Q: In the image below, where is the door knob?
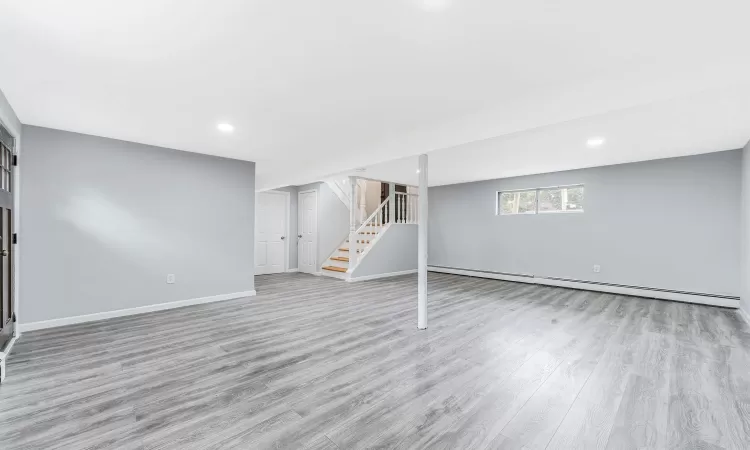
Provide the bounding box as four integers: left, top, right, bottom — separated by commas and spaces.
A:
298, 234, 302, 238
281, 236, 285, 240
1, 249, 7, 257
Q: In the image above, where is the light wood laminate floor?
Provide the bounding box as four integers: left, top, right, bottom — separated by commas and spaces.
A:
2, 273, 750, 449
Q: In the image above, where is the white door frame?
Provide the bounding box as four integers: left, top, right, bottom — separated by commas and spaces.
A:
297, 189, 319, 274
255, 189, 290, 274
0, 105, 21, 370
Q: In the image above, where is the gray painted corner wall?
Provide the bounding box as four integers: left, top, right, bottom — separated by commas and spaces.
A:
352, 224, 417, 278
297, 182, 349, 270
742, 142, 750, 315
20, 126, 256, 324
272, 186, 299, 269
429, 150, 741, 297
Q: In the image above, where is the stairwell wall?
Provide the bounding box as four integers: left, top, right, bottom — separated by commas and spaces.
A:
351, 225, 417, 279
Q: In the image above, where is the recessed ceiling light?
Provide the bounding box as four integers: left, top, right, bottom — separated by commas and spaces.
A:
217, 123, 234, 133
416, 169, 421, 174
587, 137, 605, 148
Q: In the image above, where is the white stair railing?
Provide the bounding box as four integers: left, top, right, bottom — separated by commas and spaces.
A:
349, 196, 390, 267
394, 192, 419, 224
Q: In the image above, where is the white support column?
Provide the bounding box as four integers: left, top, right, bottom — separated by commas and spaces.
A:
741, 140, 750, 322
349, 176, 358, 266
418, 154, 428, 329
389, 182, 395, 223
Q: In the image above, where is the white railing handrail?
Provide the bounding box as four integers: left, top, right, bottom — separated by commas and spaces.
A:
347, 190, 418, 271
354, 197, 390, 235
393, 191, 418, 224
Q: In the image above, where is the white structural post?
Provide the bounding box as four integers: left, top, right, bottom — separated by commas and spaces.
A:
418, 154, 428, 329
389, 182, 395, 223
349, 176, 358, 266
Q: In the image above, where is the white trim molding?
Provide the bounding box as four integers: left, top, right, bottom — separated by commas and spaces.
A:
286, 268, 299, 273
428, 266, 739, 309
349, 269, 417, 282
18, 290, 257, 332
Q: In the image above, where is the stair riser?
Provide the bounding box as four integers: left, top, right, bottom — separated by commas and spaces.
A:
326, 261, 348, 269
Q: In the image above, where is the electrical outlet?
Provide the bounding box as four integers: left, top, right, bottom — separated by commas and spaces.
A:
592, 265, 601, 273
166, 274, 176, 284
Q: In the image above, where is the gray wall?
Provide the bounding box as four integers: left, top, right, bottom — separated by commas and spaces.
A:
20, 126, 256, 323
429, 151, 741, 297
352, 224, 417, 278
297, 182, 349, 270
742, 142, 750, 314
271, 185, 298, 269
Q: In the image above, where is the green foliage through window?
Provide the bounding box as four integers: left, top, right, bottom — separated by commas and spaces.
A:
498, 185, 584, 215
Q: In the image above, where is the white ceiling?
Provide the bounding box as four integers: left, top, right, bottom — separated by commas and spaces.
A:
1, 1, 749, 190
347, 85, 750, 186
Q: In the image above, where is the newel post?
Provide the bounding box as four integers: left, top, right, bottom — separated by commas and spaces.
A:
349, 176, 358, 267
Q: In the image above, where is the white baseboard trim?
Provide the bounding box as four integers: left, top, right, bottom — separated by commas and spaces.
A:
428, 266, 739, 309
430, 266, 534, 285
349, 269, 417, 282
18, 290, 257, 332
286, 268, 299, 273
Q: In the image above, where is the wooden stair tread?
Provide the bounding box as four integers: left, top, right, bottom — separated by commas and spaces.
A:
322, 265, 347, 273
330, 256, 349, 262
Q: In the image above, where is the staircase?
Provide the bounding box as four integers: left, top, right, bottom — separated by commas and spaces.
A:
321, 190, 418, 279
321, 224, 382, 277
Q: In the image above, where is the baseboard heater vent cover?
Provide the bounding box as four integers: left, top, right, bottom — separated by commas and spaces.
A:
427, 265, 739, 308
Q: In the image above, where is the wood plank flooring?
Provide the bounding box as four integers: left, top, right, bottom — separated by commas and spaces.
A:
1, 272, 750, 449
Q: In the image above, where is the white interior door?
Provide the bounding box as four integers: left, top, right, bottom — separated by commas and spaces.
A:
298, 190, 318, 274
255, 191, 288, 275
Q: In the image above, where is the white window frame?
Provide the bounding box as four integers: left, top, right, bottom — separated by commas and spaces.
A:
496, 184, 584, 215
496, 188, 538, 216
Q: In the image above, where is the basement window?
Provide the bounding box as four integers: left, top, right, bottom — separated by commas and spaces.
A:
0, 124, 14, 193
497, 185, 584, 215
498, 189, 537, 215
538, 185, 584, 213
